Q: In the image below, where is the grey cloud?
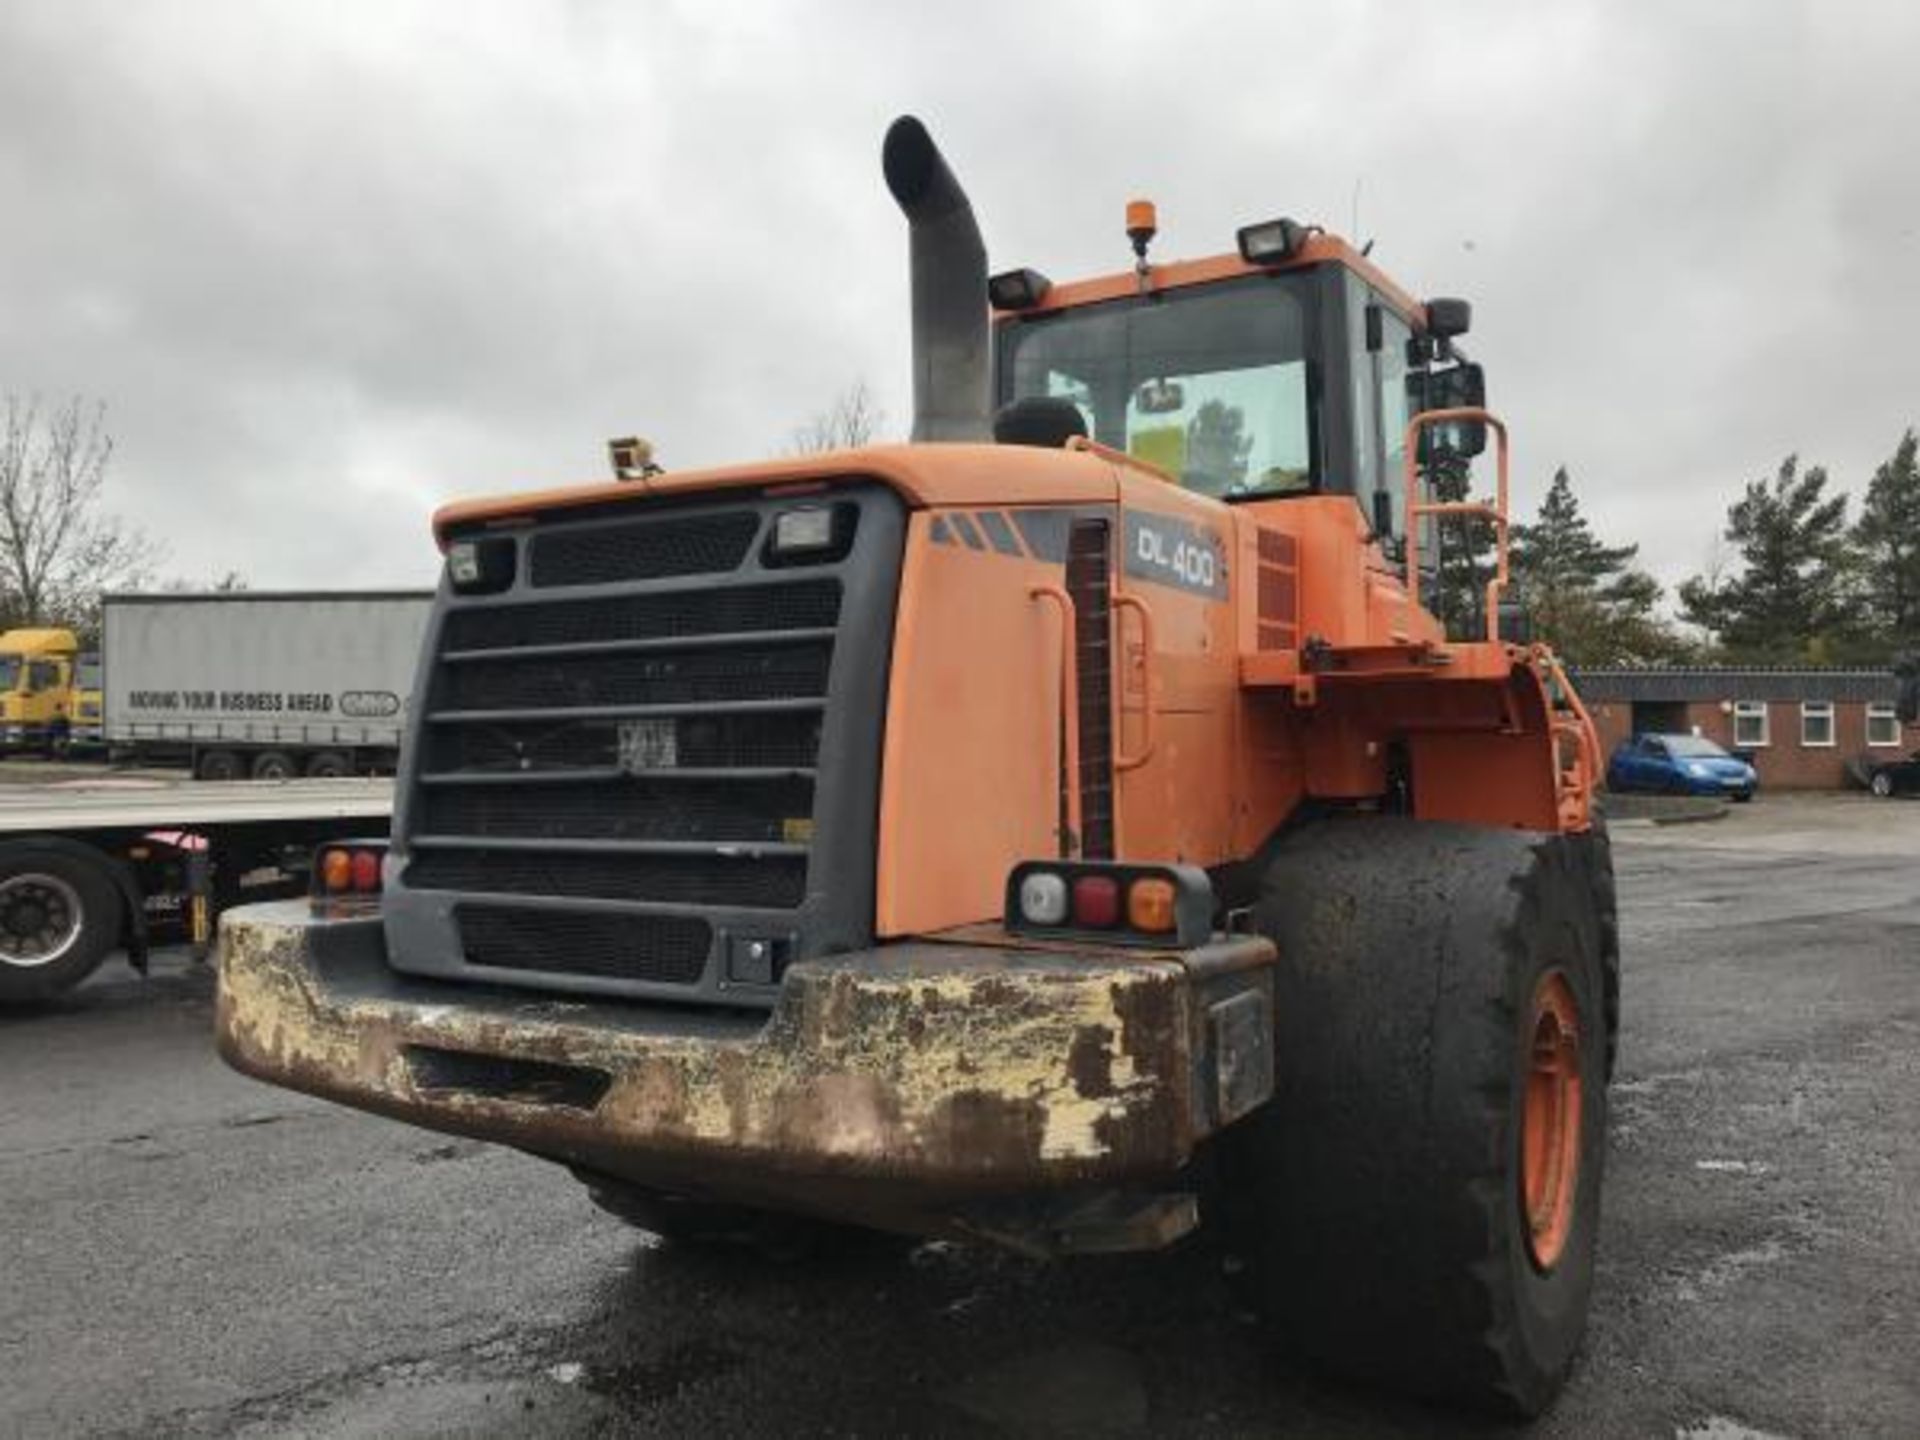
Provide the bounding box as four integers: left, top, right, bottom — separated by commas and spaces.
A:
2, 0, 1916, 596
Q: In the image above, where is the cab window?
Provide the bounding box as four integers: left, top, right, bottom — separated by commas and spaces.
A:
1345, 272, 1415, 537
1000, 274, 1319, 500
27, 661, 61, 692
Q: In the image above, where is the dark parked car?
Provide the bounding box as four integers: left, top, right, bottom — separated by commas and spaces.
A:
1607, 733, 1758, 800
1860, 750, 1920, 798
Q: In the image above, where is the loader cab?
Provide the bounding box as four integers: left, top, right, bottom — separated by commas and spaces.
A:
990, 240, 1479, 547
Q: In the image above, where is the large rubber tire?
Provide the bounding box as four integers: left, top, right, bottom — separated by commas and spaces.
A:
572, 1169, 892, 1261
1585, 811, 1621, 1080
1220, 817, 1610, 1417
0, 848, 124, 1003
305, 750, 352, 778
1870, 771, 1893, 798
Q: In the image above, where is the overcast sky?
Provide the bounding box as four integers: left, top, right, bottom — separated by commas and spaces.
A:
2, 1, 1916, 597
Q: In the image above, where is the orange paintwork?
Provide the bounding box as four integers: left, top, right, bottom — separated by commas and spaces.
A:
995, 233, 1427, 328
875, 511, 1092, 936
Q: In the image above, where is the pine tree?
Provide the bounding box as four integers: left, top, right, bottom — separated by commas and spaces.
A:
1425, 454, 1496, 639
1510, 468, 1684, 664
1678, 454, 1854, 662
1853, 429, 1920, 656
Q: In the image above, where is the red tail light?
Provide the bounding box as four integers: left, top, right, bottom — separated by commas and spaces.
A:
311, 839, 389, 911
1070, 874, 1120, 928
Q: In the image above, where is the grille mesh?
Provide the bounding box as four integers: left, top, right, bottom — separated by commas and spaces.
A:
408, 850, 806, 909
530, 510, 759, 587
420, 777, 815, 844
443, 581, 840, 653
437, 642, 832, 714
427, 713, 822, 774
457, 907, 711, 984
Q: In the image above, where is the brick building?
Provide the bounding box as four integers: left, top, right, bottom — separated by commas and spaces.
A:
1572, 666, 1918, 790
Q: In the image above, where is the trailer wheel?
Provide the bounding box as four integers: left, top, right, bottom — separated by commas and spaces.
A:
251, 751, 298, 781
572, 1170, 892, 1261
0, 848, 124, 1003
1219, 818, 1608, 1417
197, 749, 243, 782
305, 751, 352, 778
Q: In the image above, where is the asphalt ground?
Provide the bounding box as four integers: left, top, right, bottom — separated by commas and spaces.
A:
2, 794, 1916, 1438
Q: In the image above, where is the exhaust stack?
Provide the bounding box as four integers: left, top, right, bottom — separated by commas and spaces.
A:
883, 116, 991, 443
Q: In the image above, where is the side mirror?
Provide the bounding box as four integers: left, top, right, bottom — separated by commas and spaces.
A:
1406, 361, 1487, 461
1426, 297, 1472, 340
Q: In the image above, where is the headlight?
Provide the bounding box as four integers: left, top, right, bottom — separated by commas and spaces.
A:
1686, 763, 1710, 778
446, 535, 516, 594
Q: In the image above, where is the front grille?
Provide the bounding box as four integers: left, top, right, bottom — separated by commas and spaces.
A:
388, 486, 904, 1007
530, 510, 759, 587
458, 907, 712, 984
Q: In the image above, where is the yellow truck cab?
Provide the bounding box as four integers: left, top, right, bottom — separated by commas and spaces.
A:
0, 628, 80, 752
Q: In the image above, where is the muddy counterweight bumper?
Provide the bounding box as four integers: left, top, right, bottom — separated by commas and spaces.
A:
216, 902, 1275, 1238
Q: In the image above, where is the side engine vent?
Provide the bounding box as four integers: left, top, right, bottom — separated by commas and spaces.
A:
1066, 520, 1115, 859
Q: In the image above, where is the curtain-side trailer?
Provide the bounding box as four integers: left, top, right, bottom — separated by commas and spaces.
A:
102, 592, 432, 780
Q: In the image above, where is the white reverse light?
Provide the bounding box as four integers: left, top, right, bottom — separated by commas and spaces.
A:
1018, 871, 1070, 926
447, 541, 481, 586
772, 507, 836, 556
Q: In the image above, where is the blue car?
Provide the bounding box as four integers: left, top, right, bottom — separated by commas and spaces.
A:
1607, 733, 1758, 801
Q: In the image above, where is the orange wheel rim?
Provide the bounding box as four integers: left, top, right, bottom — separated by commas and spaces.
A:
1522, 971, 1583, 1270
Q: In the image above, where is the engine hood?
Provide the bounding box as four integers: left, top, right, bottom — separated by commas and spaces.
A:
433, 443, 1125, 547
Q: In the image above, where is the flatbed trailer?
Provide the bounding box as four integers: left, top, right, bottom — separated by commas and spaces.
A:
0, 777, 391, 1003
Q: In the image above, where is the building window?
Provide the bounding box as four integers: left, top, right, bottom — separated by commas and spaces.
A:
1867, 703, 1901, 747
1733, 700, 1769, 748
1800, 701, 1835, 748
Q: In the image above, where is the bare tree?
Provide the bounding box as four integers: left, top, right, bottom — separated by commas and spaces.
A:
790, 380, 885, 453
0, 397, 160, 627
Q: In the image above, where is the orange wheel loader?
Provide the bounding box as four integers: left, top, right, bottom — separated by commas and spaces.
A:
216, 116, 1616, 1416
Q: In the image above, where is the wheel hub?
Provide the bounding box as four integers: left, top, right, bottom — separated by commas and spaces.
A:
0, 873, 83, 969
1521, 970, 1583, 1270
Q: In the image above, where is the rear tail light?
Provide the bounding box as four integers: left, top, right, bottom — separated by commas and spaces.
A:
1070, 874, 1120, 928
311, 839, 389, 911
1006, 861, 1212, 948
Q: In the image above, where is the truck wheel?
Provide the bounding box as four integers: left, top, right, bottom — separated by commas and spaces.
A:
251, 751, 297, 781
1220, 818, 1608, 1417
197, 749, 243, 782
0, 849, 123, 1003
572, 1170, 890, 1261
305, 751, 352, 778
1870, 770, 1893, 798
